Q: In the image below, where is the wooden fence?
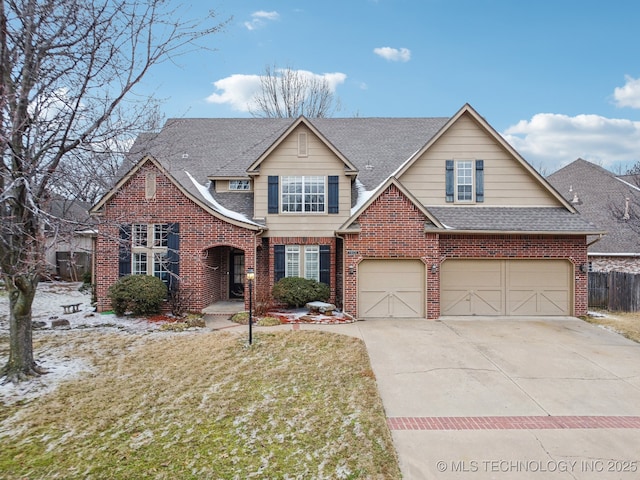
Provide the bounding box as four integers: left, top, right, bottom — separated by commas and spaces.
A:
588, 271, 640, 311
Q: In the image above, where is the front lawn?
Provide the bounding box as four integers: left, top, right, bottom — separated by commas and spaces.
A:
0, 329, 400, 479
584, 310, 640, 343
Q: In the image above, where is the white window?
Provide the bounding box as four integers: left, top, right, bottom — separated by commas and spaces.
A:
154, 224, 168, 247
285, 246, 300, 277
229, 180, 251, 191
281, 176, 325, 213
131, 224, 170, 283
304, 246, 319, 281
456, 161, 473, 202
132, 224, 148, 247
132, 252, 148, 275
284, 245, 319, 281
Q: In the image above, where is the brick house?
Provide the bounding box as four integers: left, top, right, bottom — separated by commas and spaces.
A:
548, 158, 640, 273
90, 104, 601, 318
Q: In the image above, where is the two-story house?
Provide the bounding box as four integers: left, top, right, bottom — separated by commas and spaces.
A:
90, 104, 601, 319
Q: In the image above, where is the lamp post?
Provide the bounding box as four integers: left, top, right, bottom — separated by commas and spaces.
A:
247, 267, 255, 345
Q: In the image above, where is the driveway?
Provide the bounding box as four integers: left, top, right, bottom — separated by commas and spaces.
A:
356, 317, 640, 479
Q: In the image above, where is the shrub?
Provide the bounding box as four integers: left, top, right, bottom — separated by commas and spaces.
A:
108, 275, 168, 316
272, 277, 330, 308
257, 316, 281, 326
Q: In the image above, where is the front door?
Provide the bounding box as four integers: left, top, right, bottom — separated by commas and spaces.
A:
229, 251, 245, 298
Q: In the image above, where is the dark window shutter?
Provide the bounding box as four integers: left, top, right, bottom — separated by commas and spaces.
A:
328, 176, 339, 214
274, 245, 285, 282
166, 223, 180, 291
445, 160, 454, 203
268, 176, 279, 214
118, 224, 131, 277
475, 160, 484, 202
319, 245, 330, 285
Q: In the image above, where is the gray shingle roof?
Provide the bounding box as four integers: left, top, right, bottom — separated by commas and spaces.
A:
120, 116, 594, 235
428, 206, 599, 233
126, 117, 449, 189
547, 158, 640, 253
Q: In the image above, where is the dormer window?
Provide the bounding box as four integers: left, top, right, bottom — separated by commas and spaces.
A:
229, 179, 251, 191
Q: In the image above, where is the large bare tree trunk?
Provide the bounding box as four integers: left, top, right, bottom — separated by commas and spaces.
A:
3, 276, 46, 382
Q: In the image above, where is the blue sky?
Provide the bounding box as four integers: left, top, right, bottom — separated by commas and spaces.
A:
145, 0, 640, 174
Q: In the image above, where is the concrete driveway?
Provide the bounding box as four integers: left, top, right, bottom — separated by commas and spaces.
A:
357, 317, 640, 479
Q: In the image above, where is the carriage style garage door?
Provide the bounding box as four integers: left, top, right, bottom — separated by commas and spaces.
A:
358, 259, 425, 318
440, 259, 573, 316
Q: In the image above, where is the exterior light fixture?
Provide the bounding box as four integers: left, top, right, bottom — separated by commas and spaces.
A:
348, 265, 355, 275
247, 267, 255, 345
431, 264, 438, 274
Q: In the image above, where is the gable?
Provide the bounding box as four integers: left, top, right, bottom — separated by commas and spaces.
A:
338, 177, 443, 233
257, 124, 352, 175
247, 116, 357, 175
396, 107, 569, 208
91, 156, 262, 230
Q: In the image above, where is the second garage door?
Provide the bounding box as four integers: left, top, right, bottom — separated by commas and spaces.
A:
358, 259, 425, 318
441, 259, 572, 316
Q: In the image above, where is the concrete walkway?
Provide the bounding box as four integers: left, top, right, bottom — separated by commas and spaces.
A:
205, 315, 640, 479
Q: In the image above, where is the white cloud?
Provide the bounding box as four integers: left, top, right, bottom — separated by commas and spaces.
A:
614, 75, 640, 109
373, 47, 411, 62
205, 74, 263, 112
244, 10, 279, 30
503, 113, 640, 173
205, 70, 347, 112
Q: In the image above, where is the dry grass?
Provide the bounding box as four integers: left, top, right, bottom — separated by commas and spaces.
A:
583, 310, 640, 343
0, 328, 400, 479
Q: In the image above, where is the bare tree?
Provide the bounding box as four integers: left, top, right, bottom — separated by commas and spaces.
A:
250, 64, 341, 118
0, 0, 226, 383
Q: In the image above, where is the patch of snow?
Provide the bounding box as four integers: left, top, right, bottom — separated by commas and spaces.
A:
0, 281, 161, 406
184, 171, 261, 226
351, 179, 375, 215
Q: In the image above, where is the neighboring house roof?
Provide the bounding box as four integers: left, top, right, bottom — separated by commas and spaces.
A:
547, 158, 640, 254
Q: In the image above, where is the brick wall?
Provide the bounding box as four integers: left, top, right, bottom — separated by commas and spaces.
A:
343, 184, 440, 318
94, 161, 257, 312
440, 234, 589, 316
266, 236, 338, 305
342, 184, 589, 318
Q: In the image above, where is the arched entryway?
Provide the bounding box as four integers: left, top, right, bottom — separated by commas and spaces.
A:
202, 245, 246, 308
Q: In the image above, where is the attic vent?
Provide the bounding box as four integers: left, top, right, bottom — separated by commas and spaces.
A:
297, 132, 308, 157
572, 192, 580, 204
182, 153, 189, 159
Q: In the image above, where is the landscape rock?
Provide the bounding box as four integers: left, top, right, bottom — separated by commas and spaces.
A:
51, 319, 71, 329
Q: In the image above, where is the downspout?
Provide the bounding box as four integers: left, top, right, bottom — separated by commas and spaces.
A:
335, 231, 346, 312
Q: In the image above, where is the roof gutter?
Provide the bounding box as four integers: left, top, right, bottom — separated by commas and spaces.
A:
425, 228, 607, 236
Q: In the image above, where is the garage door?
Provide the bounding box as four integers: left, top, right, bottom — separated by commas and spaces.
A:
358, 259, 425, 318
441, 259, 572, 316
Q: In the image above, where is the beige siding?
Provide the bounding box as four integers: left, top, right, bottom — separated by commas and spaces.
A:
399, 113, 563, 207
254, 125, 353, 237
